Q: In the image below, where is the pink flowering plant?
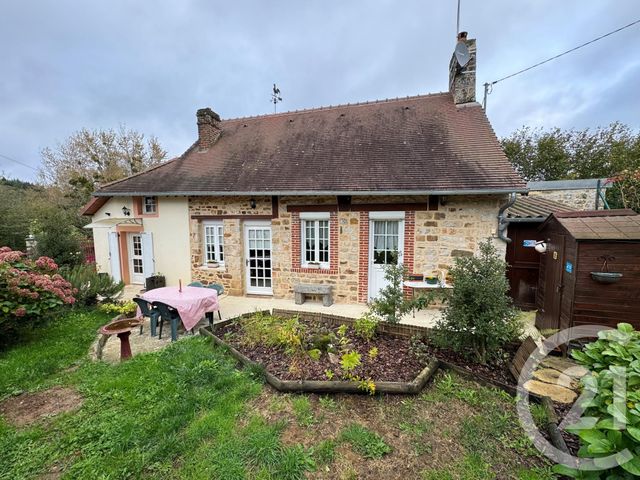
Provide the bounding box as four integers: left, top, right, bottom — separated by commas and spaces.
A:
0, 246, 76, 333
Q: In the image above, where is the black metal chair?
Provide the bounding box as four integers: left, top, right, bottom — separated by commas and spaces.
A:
152, 301, 183, 341
132, 297, 160, 335
206, 283, 224, 322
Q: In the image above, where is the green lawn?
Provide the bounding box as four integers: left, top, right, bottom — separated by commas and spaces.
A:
0, 309, 555, 479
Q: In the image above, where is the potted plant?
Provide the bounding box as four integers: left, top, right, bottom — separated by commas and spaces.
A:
145, 273, 166, 291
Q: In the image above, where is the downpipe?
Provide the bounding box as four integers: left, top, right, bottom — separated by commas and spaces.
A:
497, 192, 517, 243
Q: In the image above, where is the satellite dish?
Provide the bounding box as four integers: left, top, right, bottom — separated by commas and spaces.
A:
455, 41, 470, 68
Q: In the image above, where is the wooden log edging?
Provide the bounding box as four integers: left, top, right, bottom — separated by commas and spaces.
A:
199, 325, 439, 395
541, 395, 570, 454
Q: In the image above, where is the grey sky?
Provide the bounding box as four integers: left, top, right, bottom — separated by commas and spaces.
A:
1, 1, 639, 181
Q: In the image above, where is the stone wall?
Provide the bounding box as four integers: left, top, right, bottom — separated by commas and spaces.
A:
528, 188, 597, 211
189, 194, 507, 303
413, 195, 506, 282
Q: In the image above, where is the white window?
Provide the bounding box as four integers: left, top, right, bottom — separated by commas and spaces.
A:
300, 212, 330, 268
203, 222, 224, 265
143, 196, 157, 214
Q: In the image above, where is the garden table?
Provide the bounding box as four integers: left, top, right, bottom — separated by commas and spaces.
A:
139, 286, 219, 335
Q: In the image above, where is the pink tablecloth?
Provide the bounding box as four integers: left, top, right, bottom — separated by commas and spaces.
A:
140, 286, 218, 331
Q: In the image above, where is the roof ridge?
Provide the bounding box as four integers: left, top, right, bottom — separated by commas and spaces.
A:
95, 142, 198, 190
222, 91, 452, 123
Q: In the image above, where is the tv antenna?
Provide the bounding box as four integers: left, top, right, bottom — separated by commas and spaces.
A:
271, 83, 282, 113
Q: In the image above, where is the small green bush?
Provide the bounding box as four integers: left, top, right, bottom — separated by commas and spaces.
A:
97, 301, 137, 317
354, 313, 378, 341
556, 323, 640, 478
432, 239, 522, 364
62, 264, 124, 305
368, 262, 412, 323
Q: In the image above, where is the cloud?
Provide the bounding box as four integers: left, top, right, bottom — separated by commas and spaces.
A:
1, 0, 638, 181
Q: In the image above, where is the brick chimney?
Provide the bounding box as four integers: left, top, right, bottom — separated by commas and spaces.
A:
449, 32, 476, 105
196, 107, 222, 151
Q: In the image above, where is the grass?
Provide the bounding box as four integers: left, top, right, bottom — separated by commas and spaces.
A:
339, 423, 392, 459
0, 309, 556, 479
0, 308, 112, 398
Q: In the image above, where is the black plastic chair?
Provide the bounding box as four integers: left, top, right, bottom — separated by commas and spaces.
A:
152, 301, 182, 341
206, 283, 224, 322
132, 297, 161, 336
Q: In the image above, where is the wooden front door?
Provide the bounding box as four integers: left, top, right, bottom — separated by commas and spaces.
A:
542, 234, 565, 330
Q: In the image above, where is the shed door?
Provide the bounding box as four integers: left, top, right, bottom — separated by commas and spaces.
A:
542, 234, 565, 329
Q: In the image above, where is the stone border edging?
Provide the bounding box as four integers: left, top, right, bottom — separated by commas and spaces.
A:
199, 320, 439, 395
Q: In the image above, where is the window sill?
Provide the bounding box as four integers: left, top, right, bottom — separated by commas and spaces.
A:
198, 264, 226, 272
292, 266, 338, 274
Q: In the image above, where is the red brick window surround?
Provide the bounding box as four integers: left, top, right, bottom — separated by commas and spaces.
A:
291, 211, 338, 274
358, 210, 416, 303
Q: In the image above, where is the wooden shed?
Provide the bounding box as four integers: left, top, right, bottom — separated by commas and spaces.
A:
505, 196, 575, 309
535, 209, 640, 332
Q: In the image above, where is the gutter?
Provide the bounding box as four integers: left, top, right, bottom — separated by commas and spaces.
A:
497, 192, 517, 243
93, 188, 529, 197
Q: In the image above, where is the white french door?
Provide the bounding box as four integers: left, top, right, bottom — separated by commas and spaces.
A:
244, 223, 273, 295
128, 233, 145, 284
368, 216, 404, 300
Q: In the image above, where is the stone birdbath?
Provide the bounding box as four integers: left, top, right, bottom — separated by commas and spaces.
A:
99, 318, 143, 361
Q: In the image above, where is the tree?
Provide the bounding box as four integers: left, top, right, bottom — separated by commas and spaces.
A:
501, 123, 640, 211
39, 126, 167, 205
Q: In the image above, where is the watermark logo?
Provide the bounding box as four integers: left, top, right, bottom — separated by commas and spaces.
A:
516, 325, 634, 471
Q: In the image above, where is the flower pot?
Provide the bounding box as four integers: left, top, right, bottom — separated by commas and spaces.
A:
207, 262, 220, 268
306, 263, 320, 269
425, 276, 439, 286
590, 272, 623, 284
145, 275, 166, 291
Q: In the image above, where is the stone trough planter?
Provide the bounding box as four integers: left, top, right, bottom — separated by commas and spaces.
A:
199, 309, 439, 395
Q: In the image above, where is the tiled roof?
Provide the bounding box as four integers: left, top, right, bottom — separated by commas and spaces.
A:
553, 210, 640, 240
95, 93, 526, 196
506, 196, 575, 222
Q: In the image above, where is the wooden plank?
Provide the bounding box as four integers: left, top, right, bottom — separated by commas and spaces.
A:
509, 336, 539, 381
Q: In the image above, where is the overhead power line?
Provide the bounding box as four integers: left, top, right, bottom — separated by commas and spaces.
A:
483, 18, 640, 110
0, 153, 38, 172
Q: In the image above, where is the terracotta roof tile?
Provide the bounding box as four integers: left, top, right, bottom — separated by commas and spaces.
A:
96, 93, 526, 196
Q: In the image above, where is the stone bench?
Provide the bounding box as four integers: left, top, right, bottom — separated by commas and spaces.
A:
293, 284, 333, 307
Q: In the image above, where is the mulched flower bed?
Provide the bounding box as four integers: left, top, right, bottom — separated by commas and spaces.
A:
412, 338, 518, 387
215, 320, 428, 382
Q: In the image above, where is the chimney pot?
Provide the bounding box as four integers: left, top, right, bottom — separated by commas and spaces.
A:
196, 107, 222, 151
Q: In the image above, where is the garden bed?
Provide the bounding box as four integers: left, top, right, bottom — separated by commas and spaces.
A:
201, 310, 438, 394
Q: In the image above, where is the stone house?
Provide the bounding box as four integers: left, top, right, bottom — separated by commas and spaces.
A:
82, 33, 527, 304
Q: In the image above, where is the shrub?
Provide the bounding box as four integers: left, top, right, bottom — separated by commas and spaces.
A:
62, 264, 124, 305
556, 323, 640, 478
354, 313, 378, 341
0, 247, 76, 337
97, 301, 137, 317
368, 263, 412, 323
432, 239, 522, 364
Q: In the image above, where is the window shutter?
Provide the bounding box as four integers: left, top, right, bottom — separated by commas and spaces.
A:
140, 232, 155, 279
108, 232, 122, 283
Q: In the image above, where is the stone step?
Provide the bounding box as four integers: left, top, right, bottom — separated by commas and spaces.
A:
524, 380, 578, 404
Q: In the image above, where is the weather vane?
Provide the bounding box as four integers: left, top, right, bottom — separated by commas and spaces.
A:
271, 83, 282, 113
